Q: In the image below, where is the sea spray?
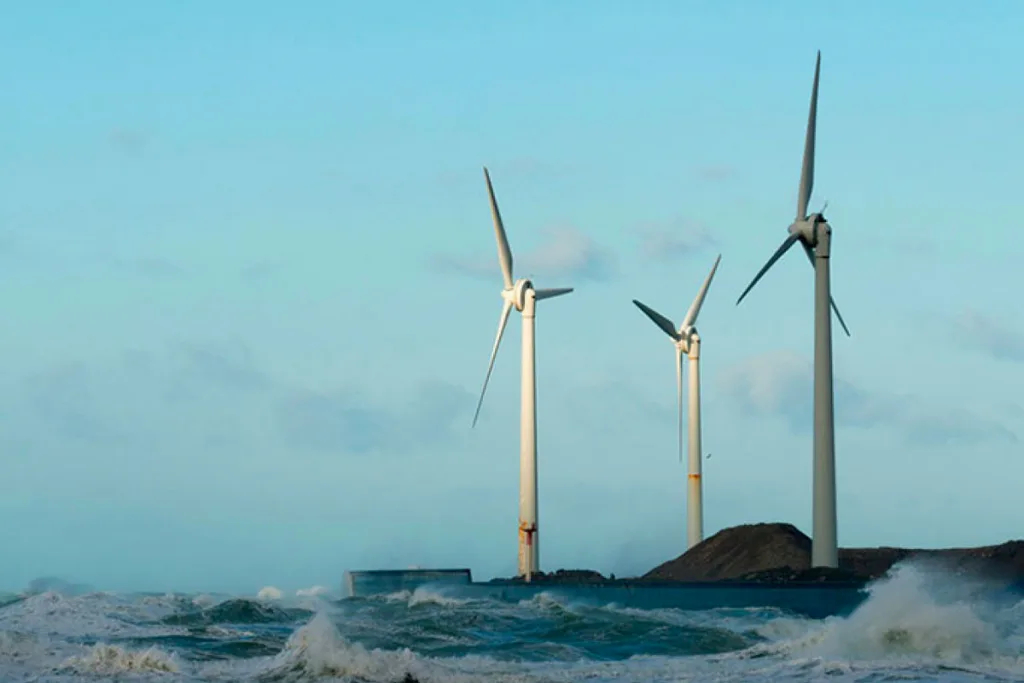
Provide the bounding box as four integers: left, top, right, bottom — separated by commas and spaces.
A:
257, 586, 284, 601
3, 575, 1023, 682
258, 612, 426, 683
785, 561, 1024, 672
59, 644, 180, 675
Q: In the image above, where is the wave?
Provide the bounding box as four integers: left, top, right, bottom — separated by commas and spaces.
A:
161, 598, 313, 627
803, 562, 1023, 667
1, 561, 1022, 682
258, 586, 284, 601
59, 643, 180, 675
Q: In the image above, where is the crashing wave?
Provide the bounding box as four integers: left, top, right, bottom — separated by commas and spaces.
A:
258, 586, 284, 601
60, 644, 179, 674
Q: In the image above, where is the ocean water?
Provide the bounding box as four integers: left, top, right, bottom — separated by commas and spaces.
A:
2, 564, 1022, 683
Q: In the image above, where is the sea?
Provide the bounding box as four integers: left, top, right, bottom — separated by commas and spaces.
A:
2, 563, 1022, 683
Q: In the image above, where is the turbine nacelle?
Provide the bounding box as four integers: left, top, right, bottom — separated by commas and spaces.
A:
788, 214, 830, 246
502, 279, 534, 312
674, 326, 699, 354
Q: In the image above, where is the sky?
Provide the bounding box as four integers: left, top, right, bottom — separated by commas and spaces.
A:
2, 0, 1023, 594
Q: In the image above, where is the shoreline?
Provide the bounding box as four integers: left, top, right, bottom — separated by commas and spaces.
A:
490, 522, 1024, 586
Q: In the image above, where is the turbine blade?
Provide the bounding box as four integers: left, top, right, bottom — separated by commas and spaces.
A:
472, 298, 514, 428
535, 287, 573, 301
800, 240, 815, 267
800, 241, 851, 336
830, 297, 851, 337
676, 347, 684, 464
681, 253, 722, 330
483, 167, 514, 290
632, 300, 679, 340
736, 234, 799, 306
797, 51, 821, 221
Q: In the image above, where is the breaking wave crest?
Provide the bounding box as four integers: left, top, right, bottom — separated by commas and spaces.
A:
60, 644, 180, 675
0, 562, 1021, 682
736, 562, 1024, 678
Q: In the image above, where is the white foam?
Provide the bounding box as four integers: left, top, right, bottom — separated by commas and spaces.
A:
257, 585, 284, 601
751, 560, 1024, 678
3, 572, 1023, 683
0, 591, 182, 640
407, 587, 471, 608
60, 643, 179, 675
258, 612, 426, 682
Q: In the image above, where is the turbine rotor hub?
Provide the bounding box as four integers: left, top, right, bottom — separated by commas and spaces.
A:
675, 326, 699, 352
508, 279, 533, 311
789, 220, 814, 244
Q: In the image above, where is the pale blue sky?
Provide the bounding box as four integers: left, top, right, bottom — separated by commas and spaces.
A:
2, 0, 1023, 594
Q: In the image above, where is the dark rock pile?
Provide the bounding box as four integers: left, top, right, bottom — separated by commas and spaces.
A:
726, 566, 863, 584
643, 523, 813, 582
841, 540, 1024, 581
489, 523, 1024, 585
643, 522, 1024, 583
489, 568, 608, 584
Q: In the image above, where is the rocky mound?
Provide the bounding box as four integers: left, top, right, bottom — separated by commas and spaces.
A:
841, 541, 1024, 580
643, 523, 812, 582
643, 522, 1024, 583
490, 569, 608, 584
727, 566, 864, 584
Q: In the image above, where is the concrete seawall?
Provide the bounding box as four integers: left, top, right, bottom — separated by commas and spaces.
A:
343, 569, 473, 597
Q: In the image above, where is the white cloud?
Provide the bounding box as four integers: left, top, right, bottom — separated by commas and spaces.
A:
432, 225, 615, 282
954, 308, 1024, 362
634, 219, 717, 263
722, 350, 1016, 446
692, 164, 737, 183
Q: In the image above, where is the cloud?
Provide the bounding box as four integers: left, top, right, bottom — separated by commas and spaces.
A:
170, 340, 274, 393
110, 256, 183, 277
108, 128, 150, 155
23, 363, 128, 443
692, 165, 737, 183
0, 232, 18, 255
276, 379, 473, 454
17, 341, 471, 457
954, 308, 1024, 362
889, 237, 936, 257
435, 158, 563, 188
21, 344, 272, 446
562, 377, 675, 428
239, 262, 277, 281
633, 219, 717, 263
723, 350, 1016, 446
432, 226, 615, 282
844, 233, 936, 257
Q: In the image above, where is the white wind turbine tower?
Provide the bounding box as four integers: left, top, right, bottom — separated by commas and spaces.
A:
471, 167, 573, 582
632, 254, 721, 551
736, 51, 851, 569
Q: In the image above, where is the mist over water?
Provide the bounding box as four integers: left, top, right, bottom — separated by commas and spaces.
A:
1, 562, 1021, 682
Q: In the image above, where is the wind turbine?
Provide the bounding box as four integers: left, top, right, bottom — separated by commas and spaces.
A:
471, 167, 573, 582
632, 254, 721, 551
735, 51, 851, 569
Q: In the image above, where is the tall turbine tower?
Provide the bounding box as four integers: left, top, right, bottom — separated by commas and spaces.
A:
736, 51, 851, 568
472, 167, 573, 581
632, 254, 721, 550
